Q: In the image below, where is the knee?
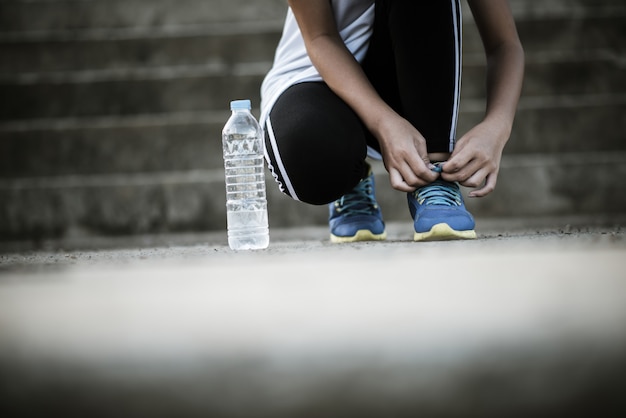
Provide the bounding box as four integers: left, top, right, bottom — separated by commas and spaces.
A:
264, 83, 369, 205
265, 128, 366, 205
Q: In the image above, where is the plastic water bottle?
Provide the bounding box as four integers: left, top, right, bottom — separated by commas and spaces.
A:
222, 99, 269, 250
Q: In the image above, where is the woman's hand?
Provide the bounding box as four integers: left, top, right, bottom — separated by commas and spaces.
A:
376, 114, 439, 192
441, 120, 508, 197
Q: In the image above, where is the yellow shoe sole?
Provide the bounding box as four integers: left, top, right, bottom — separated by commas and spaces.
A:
330, 230, 387, 244
414, 223, 477, 242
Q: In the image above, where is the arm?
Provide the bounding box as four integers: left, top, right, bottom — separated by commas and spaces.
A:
442, 0, 525, 197
288, 0, 438, 191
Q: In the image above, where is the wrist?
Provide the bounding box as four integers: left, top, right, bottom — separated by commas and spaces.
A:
368, 108, 403, 144
482, 114, 513, 144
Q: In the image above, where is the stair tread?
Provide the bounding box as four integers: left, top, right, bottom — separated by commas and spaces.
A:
2, 92, 624, 129
2, 99, 625, 178
2, 16, 623, 76
1, 0, 624, 33
2, 61, 623, 121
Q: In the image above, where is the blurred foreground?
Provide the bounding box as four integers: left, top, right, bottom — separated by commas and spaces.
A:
1, 222, 625, 417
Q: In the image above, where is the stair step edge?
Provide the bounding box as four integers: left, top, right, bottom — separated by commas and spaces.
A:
2, 151, 625, 191
2, 93, 625, 131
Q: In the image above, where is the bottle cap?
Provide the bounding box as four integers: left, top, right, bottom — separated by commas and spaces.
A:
230, 100, 252, 111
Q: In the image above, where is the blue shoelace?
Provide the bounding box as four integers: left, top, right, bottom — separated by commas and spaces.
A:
415, 180, 462, 206
335, 176, 378, 216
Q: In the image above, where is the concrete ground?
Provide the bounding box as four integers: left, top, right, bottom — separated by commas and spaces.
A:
1, 218, 626, 417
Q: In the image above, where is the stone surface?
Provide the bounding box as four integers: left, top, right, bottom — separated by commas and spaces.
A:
1, 225, 625, 417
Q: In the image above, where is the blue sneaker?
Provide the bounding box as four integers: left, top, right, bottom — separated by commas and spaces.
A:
329, 165, 386, 243
407, 179, 477, 241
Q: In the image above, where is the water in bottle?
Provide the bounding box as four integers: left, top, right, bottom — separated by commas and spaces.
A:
222, 99, 269, 250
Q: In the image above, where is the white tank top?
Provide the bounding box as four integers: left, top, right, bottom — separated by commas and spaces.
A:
260, 0, 375, 128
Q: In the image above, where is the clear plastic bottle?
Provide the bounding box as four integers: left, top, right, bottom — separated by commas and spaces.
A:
222, 100, 269, 250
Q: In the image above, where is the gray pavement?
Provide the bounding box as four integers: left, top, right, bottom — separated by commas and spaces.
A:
1, 219, 626, 417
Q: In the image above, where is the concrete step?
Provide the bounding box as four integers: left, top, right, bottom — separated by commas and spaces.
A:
0, 110, 230, 178
2, 152, 626, 240
507, 0, 626, 17
465, 152, 626, 218
2, 96, 625, 178
0, 63, 269, 120
466, 14, 626, 55
3, 54, 624, 121
462, 52, 626, 99
459, 94, 626, 154
0, 24, 283, 75
0, 0, 289, 32
1, 0, 622, 33
2, 13, 624, 75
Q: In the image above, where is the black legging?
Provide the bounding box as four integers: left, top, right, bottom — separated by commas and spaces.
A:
265, 0, 463, 205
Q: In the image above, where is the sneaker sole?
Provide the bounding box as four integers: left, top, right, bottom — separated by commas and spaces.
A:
414, 223, 477, 242
330, 230, 387, 244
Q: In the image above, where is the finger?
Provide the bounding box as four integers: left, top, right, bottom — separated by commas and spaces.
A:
468, 172, 497, 198
417, 164, 440, 185
400, 162, 437, 189
409, 135, 439, 180
389, 168, 416, 192
406, 156, 439, 186
398, 161, 421, 186
443, 139, 475, 174
392, 161, 436, 191
441, 158, 479, 183
442, 154, 468, 175
406, 168, 439, 187
459, 167, 488, 189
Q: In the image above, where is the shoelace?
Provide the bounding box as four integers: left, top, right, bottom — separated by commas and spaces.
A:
415, 180, 462, 206
335, 176, 378, 216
